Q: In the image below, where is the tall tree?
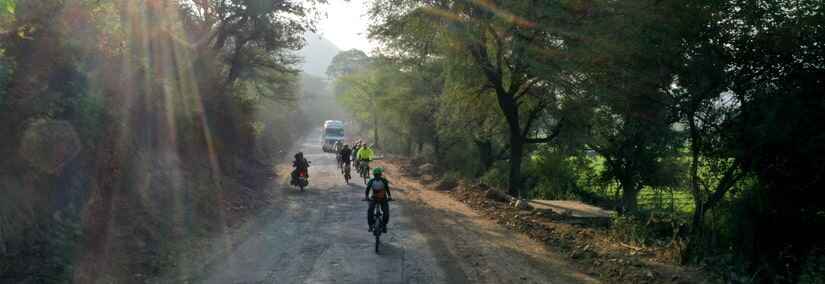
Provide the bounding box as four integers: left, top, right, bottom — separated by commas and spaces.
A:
369, 0, 585, 197
326, 49, 369, 79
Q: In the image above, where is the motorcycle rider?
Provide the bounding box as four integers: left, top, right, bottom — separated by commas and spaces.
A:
290, 152, 310, 185
365, 167, 392, 232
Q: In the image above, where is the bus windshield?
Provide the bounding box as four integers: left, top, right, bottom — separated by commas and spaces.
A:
325, 128, 344, 137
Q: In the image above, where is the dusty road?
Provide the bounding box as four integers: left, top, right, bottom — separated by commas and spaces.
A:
159, 134, 596, 284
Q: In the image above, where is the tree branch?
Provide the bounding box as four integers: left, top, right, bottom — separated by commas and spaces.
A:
514, 78, 540, 102
521, 100, 546, 138
702, 162, 743, 211
467, 24, 503, 95
524, 120, 562, 144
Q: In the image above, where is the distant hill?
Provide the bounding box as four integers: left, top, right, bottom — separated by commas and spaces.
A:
297, 32, 340, 77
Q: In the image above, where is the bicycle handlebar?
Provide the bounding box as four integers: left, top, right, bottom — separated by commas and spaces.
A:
363, 198, 394, 202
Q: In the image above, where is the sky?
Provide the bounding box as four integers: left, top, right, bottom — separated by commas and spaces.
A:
316, 0, 376, 53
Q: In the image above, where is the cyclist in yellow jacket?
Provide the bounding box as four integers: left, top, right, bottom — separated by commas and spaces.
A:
356, 144, 374, 178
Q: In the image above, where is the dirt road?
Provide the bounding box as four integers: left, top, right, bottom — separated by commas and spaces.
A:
155, 135, 596, 284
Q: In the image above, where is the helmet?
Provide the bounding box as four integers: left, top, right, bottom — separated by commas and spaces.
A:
372, 167, 384, 175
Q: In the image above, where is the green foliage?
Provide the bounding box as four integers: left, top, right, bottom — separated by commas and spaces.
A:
480, 162, 509, 190
1, 0, 13, 15
0, 59, 10, 106
326, 49, 370, 79
799, 250, 825, 284
0, 0, 315, 282
363, 0, 825, 281
610, 215, 656, 246
525, 148, 580, 200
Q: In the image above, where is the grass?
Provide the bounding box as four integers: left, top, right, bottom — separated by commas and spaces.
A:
570, 155, 695, 215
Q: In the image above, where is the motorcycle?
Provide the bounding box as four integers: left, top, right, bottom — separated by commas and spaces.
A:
294, 169, 308, 191
291, 161, 310, 191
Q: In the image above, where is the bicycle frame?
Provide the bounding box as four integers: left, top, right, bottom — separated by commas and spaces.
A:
372, 202, 385, 253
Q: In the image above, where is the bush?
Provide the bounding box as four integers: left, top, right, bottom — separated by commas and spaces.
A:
480, 162, 508, 190
610, 215, 656, 246
799, 249, 825, 284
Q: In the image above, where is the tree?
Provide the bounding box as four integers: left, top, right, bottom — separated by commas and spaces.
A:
326, 49, 369, 79
369, 0, 586, 197
568, 0, 697, 213
666, 0, 825, 278
334, 58, 399, 146
715, 0, 825, 278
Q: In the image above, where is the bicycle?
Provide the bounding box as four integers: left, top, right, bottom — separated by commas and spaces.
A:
365, 198, 392, 253
343, 162, 351, 184
336, 152, 343, 171
359, 160, 371, 184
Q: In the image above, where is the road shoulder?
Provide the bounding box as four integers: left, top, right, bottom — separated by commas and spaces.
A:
379, 160, 600, 284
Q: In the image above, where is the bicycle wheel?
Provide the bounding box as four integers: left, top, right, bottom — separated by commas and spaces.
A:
375, 234, 380, 253
373, 212, 382, 253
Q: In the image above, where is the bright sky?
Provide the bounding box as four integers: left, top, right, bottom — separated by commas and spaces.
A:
317, 0, 376, 53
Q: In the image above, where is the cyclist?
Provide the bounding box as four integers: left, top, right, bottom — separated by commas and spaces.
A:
339, 144, 353, 177
335, 140, 344, 169
365, 167, 392, 232
352, 141, 362, 171
356, 143, 374, 177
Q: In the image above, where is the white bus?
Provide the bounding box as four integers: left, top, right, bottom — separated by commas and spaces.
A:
321, 120, 345, 152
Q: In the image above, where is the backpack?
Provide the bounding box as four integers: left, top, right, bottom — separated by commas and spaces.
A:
371, 178, 387, 200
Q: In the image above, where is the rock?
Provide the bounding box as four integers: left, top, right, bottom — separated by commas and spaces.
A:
420, 174, 435, 184
484, 189, 511, 202
474, 182, 491, 191
512, 199, 533, 210
418, 163, 436, 175
435, 177, 458, 191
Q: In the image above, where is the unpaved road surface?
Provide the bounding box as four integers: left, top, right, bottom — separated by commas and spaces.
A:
157, 134, 596, 284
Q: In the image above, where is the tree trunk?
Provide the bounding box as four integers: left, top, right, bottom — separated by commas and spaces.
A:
688, 110, 704, 234
493, 85, 523, 198
621, 186, 641, 213
508, 134, 524, 198
619, 176, 641, 213
475, 139, 494, 175
405, 135, 413, 156
433, 135, 441, 163
373, 113, 379, 147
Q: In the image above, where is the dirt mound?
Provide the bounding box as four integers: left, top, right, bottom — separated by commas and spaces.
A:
418, 163, 436, 175
420, 174, 436, 184
484, 188, 511, 202
434, 177, 459, 191
448, 184, 705, 283
511, 199, 533, 210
